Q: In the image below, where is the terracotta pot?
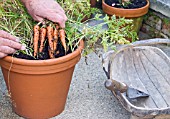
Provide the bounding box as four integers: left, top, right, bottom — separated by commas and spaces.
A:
0, 40, 84, 119
102, 0, 150, 18
102, 0, 149, 33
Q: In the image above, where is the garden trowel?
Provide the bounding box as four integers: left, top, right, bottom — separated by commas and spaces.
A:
105, 79, 149, 99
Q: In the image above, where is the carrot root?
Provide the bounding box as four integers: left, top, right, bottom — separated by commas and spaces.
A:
33, 25, 40, 57
59, 29, 66, 54
47, 25, 54, 58
53, 24, 59, 53
39, 27, 47, 53
33, 23, 67, 59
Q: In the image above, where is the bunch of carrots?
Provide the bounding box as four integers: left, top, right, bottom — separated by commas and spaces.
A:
33, 23, 67, 59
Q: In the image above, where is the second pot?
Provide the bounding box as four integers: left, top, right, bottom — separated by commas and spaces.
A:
102, 0, 150, 32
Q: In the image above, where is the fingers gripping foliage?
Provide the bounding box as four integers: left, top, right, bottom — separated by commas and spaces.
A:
0, 0, 35, 56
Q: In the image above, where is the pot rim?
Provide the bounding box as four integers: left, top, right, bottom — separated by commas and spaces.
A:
1, 40, 84, 66
102, 0, 149, 11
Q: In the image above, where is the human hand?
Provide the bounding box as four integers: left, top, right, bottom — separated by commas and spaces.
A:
0, 30, 25, 58
22, 0, 67, 28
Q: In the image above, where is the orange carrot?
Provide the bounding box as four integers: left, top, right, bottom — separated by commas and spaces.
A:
47, 25, 54, 58
39, 27, 47, 53
53, 24, 59, 53
59, 29, 66, 54
33, 25, 40, 57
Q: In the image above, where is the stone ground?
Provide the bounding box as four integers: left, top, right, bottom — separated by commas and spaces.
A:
0, 32, 151, 119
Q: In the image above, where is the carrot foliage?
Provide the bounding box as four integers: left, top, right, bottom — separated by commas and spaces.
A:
0, 0, 138, 58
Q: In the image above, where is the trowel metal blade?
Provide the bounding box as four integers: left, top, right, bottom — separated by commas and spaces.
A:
126, 87, 149, 99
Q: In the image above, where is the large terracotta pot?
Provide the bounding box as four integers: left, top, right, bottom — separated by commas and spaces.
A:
0, 40, 84, 119
102, 0, 150, 32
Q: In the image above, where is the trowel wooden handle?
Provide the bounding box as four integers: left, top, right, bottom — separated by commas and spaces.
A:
105, 79, 128, 93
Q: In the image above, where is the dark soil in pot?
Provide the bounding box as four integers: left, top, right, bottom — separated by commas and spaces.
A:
105, 0, 147, 9
11, 38, 75, 60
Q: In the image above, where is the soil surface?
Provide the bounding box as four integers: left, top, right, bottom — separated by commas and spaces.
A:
12, 39, 73, 60
105, 0, 147, 9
